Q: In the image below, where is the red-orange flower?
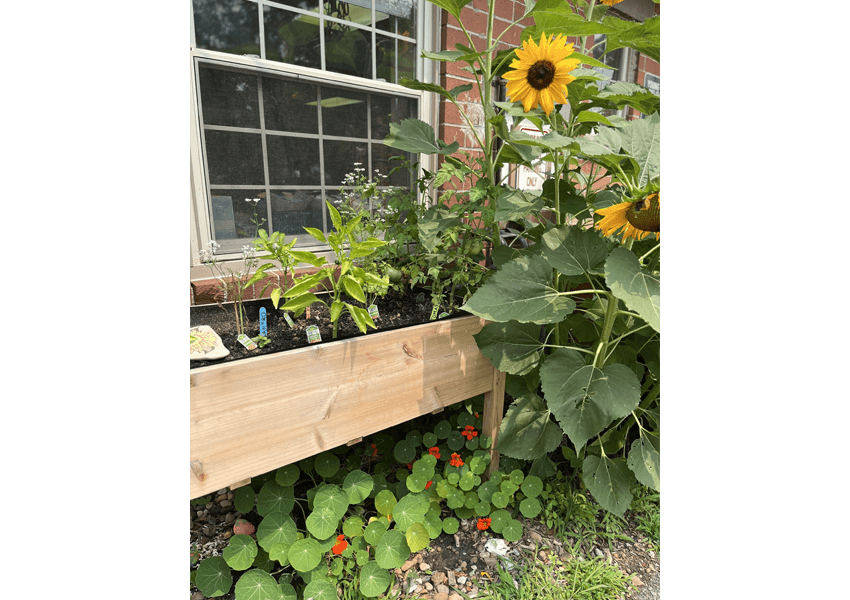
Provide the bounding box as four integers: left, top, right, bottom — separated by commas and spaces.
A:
477, 517, 491, 531
425, 480, 433, 490
428, 446, 441, 459
461, 425, 478, 441
450, 453, 464, 467
370, 443, 378, 456
332, 534, 348, 554
407, 463, 414, 470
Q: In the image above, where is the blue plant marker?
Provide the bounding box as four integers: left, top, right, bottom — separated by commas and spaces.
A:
260, 307, 267, 336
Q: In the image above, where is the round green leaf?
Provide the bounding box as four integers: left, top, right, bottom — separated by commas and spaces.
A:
313, 484, 349, 519
453, 506, 474, 519
343, 470, 375, 504
447, 472, 460, 485
489, 509, 511, 533
474, 500, 491, 517
306, 505, 340, 540
275, 464, 300, 487
253, 548, 274, 572
442, 516, 460, 534
405, 522, 430, 552
521, 475, 544, 497
465, 437, 479, 451
268, 542, 289, 565
375, 490, 397, 516
459, 471, 475, 491
424, 514, 443, 539
195, 556, 232, 598
314, 452, 340, 479
279, 582, 296, 600
436, 479, 451, 498
394, 439, 416, 463
464, 491, 479, 509
502, 519, 524, 542
287, 538, 323, 573
406, 429, 422, 448
234, 486, 256, 514
500, 480, 518, 496
413, 456, 436, 479
491, 491, 509, 508
370, 473, 389, 498
375, 529, 411, 570
303, 579, 337, 600
223, 534, 258, 571
422, 432, 438, 447
234, 569, 281, 600
396, 468, 410, 482
446, 430, 464, 451
364, 518, 388, 546
406, 475, 428, 493
343, 515, 365, 538
477, 481, 498, 503
434, 419, 452, 439
257, 481, 295, 517
520, 497, 542, 519
510, 469, 525, 485
360, 561, 392, 598
257, 512, 297, 552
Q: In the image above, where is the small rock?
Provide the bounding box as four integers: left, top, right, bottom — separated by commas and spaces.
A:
436, 584, 450, 594
457, 576, 467, 585
448, 594, 463, 600
202, 524, 215, 537
593, 547, 604, 558
402, 559, 417, 572
631, 574, 644, 587
205, 502, 213, 510
215, 494, 227, 502
425, 583, 433, 591
419, 562, 431, 571
460, 561, 467, 569
225, 513, 236, 524
191, 591, 204, 600
447, 571, 456, 586
413, 585, 424, 595
529, 530, 543, 543
538, 550, 548, 561
220, 500, 232, 509
227, 491, 234, 501
431, 572, 447, 586
433, 594, 449, 600
223, 531, 232, 540
482, 555, 498, 568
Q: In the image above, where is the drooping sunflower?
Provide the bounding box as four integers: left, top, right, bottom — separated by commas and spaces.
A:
599, 0, 625, 6
595, 193, 660, 242
503, 33, 581, 115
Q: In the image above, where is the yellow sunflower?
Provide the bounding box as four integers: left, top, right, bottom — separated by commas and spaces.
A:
599, 0, 625, 6
595, 193, 660, 242
503, 33, 581, 115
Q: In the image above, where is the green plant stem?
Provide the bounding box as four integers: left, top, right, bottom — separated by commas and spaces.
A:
593, 292, 618, 369
639, 243, 661, 263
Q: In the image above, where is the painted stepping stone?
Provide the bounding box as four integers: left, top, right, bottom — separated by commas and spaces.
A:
190, 325, 229, 360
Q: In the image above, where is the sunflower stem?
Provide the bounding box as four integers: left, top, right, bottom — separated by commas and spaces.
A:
593, 291, 618, 369
639, 243, 661, 263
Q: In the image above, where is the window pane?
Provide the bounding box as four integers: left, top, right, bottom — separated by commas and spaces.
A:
263, 77, 319, 134
205, 130, 265, 185
264, 5, 321, 68
199, 66, 261, 129
276, 0, 319, 10
376, 35, 414, 83
267, 136, 322, 185
324, 22, 371, 78
376, 0, 416, 35
371, 143, 413, 187
370, 93, 417, 140
209, 189, 268, 241
323, 140, 368, 186
325, 0, 371, 27
269, 190, 325, 237
320, 88, 368, 139
193, 0, 260, 55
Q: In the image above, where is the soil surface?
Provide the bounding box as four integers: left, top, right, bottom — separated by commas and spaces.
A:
191, 288, 457, 370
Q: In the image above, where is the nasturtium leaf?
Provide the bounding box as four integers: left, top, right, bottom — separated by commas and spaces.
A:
459, 471, 476, 491
234, 485, 256, 514
253, 548, 274, 572
474, 500, 491, 517
196, 556, 232, 597
394, 439, 416, 463
500, 480, 518, 496
397, 468, 410, 482
279, 582, 296, 600
540, 225, 608, 276
510, 469, 525, 485
343, 515, 365, 538
464, 491, 479, 509
447, 489, 465, 509
375, 490, 397, 516
364, 519, 389, 546
405, 522, 431, 552
477, 481, 498, 503
370, 473, 389, 498
223, 534, 258, 571
446, 472, 460, 485
375, 529, 411, 569
519, 497, 542, 519
343, 470, 374, 504
314, 452, 340, 479
303, 579, 336, 600
287, 538, 323, 573
435, 479, 451, 498
424, 513, 443, 539
457, 412, 475, 428
582, 455, 635, 518
626, 434, 660, 492
305, 505, 339, 540
413, 455, 437, 478
268, 542, 289, 565
447, 430, 465, 451
331, 557, 343, 577
489, 509, 511, 533
462, 255, 575, 324
605, 247, 660, 332
434, 420, 452, 439
233, 569, 282, 600
257, 512, 298, 552
465, 437, 479, 451
520, 475, 543, 498
423, 432, 438, 447
274, 464, 300, 487
442, 516, 460, 534
491, 492, 509, 509
313, 484, 350, 519
496, 394, 563, 460
489, 470, 504, 484
468, 456, 486, 476
257, 481, 295, 517
406, 475, 428, 493
502, 519, 524, 542
473, 321, 545, 376
360, 560, 393, 598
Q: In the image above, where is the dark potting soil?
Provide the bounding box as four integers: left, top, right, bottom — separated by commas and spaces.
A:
190, 287, 462, 370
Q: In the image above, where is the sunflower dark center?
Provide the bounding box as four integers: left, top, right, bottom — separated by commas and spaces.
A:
625, 194, 660, 232
527, 60, 556, 90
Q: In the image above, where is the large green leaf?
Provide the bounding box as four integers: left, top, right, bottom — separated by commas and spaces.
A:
417, 205, 462, 252
306, 505, 340, 540
473, 321, 545, 376
287, 538, 322, 573
405, 522, 431, 552
234, 569, 283, 600
540, 225, 609, 276
493, 188, 550, 222
540, 349, 641, 451
524, 0, 622, 39
359, 561, 393, 598
195, 556, 232, 597
495, 395, 563, 461
601, 15, 660, 64
224, 535, 259, 571
462, 255, 575, 324
384, 118, 459, 155
343, 470, 374, 504
617, 113, 660, 187
313, 483, 350, 519
375, 529, 411, 569
605, 247, 660, 332
426, 0, 472, 20
627, 434, 660, 492
582, 455, 635, 518
256, 481, 295, 517
256, 512, 297, 552
302, 579, 336, 600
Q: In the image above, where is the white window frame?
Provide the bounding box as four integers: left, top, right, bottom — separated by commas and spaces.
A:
189, 0, 442, 273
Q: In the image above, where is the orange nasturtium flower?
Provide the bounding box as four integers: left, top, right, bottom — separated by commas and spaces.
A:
332, 534, 348, 555
503, 33, 581, 115
461, 425, 478, 441
428, 446, 441, 459
477, 517, 492, 531
425, 480, 433, 490
600, 0, 625, 5
370, 443, 378, 456
450, 453, 464, 468
594, 193, 660, 242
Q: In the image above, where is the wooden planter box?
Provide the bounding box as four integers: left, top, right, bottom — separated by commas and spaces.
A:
190, 314, 505, 499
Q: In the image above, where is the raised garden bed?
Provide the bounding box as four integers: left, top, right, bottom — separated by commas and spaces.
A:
190, 291, 505, 499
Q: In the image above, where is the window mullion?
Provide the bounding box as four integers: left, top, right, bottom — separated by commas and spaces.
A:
257, 75, 273, 231
317, 86, 328, 236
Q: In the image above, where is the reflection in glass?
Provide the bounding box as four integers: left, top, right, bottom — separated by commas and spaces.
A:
199, 66, 261, 129
193, 0, 260, 55
269, 190, 325, 237
324, 22, 371, 78
324, 0, 371, 27
267, 136, 322, 185
375, 0, 416, 35
264, 5, 321, 69
370, 93, 417, 140
375, 34, 415, 83
209, 189, 267, 241
320, 88, 367, 139
205, 131, 265, 185
274, 0, 319, 11
372, 143, 413, 187
263, 77, 319, 134
323, 140, 368, 186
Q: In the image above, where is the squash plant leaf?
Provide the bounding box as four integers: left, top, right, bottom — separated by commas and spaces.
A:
605, 247, 660, 332
582, 455, 635, 518
494, 395, 563, 461
233, 569, 282, 600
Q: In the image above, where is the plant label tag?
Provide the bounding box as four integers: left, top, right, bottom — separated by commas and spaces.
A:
439, 312, 449, 319
237, 333, 257, 350
283, 312, 295, 328
430, 305, 440, 321
259, 307, 267, 336
306, 325, 322, 344
368, 304, 380, 320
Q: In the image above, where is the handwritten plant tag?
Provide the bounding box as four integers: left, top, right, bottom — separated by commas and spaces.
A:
237, 333, 258, 350
306, 325, 322, 344
430, 304, 440, 321
259, 307, 267, 336
368, 304, 380, 320
283, 312, 295, 328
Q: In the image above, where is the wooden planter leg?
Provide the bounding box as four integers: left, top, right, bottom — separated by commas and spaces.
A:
482, 368, 506, 478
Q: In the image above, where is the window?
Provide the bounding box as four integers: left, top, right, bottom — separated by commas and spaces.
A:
190, 0, 427, 256
589, 34, 631, 120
